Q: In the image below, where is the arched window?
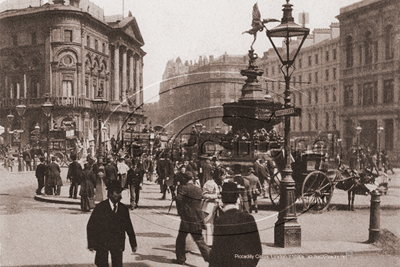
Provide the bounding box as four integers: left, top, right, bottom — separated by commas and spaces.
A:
345, 36, 353, 68
365, 31, 373, 65
385, 25, 394, 60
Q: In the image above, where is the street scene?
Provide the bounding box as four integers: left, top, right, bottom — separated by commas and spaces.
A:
0, 164, 399, 267
0, 0, 400, 266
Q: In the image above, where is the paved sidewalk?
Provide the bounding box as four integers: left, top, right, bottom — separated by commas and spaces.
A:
3, 164, 399, 264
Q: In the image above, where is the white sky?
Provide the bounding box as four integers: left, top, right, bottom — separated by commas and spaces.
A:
4, 0, 363, 103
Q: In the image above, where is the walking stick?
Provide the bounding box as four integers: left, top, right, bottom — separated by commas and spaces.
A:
167, 197, 175, 214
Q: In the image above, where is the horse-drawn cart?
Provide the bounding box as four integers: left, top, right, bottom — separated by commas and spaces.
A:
268, 150, 335, 212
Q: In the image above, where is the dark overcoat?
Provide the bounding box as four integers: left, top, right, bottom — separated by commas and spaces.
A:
87, 199, 137, 251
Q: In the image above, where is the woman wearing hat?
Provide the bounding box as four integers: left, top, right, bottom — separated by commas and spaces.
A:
80, 163, 96, 212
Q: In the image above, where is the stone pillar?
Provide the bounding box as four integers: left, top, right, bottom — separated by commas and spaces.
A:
113, 44, 120, 102
135, 57, 140, 106
122, 47, 127, 103
129, 54, 134, 102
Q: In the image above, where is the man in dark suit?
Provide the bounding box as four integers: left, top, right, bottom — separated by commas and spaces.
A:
172, 171, 210, 265
47, 156, 62, 195
87, 180, 137, 267
104, 157, 118, 187
230, 164, 251, 213
67, 154, 82, 199
209, 182, 262, 267
35, 157, 47, 195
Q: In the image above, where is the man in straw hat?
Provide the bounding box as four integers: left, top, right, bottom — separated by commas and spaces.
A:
87, 180, 137, 267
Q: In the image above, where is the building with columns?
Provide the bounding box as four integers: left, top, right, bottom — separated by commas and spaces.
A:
0, 0, 145, 155
337, 0, 399, 164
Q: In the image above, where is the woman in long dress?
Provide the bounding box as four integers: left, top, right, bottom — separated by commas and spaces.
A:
202, 178, 220, 246
79, 163, 96, 212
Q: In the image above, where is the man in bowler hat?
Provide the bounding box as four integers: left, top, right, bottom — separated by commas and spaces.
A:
172, 171, 210, 265
209, 182, 262, 267
87, 180, 137, 267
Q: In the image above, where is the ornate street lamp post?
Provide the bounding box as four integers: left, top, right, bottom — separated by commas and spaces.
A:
42, 96, 54, 195
16, 101, 26, 172
6, 112, 14, 171
266, 0, 309, 248
127, 120, 136, 158
42, 96, 54, 164
149, 132, 155, 156
92, 98, 109, 165
377, 126, 384, 170
356, 126, 362, 171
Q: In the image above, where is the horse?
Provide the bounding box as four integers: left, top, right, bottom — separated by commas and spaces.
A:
333, 165, 374, 211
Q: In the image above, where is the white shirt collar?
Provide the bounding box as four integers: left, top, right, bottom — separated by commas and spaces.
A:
109, 199, 118, 212
223, 203, 238, 212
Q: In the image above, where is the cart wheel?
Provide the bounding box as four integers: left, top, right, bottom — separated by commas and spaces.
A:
54, 152, 65, 167
269, 171, 282, 206
302, 171, 333, 212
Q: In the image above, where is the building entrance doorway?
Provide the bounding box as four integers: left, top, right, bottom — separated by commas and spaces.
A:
359, 120, 377, 150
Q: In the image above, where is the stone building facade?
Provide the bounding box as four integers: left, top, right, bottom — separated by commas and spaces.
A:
157, 54, 248, 135
259, 24, 341, 152
337, 0, 399, 164
0, 0, 145, 154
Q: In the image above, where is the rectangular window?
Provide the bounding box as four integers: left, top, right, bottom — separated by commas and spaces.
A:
325, 88, 329, 102
299, 93, 302, 106
315, 72, 318, 83
333, 49, 337, 60
85, 79, 89, 98
383, 79, 394, 103
64, 30, 72, 42
315, 54, 319, 64
12, 35, 18, 46
265, 67, 268, 76
30, 78, 40, 98
325, 69, 329, 81
95, 39, 98, 50
362, 82, 378, 106
325, 51, 329, 62
62, 80, 73, 97
299, 75, 302, 86
333, 87, 336, 102
325, 112, 329, 130
332, 112, 336, 129
98, 82, 104, 97
272, 65, 275, 75
308, 56, 312, 66
87, 35, 90, 47
315, 89, 318, 103
298, 58, 302, 68
308, 91, 312, 104
384, 119, 394, 150
333, 68, 337, 80
102, 43, 106, 53
308, 73, 312, 84
308, 114, 312, 131
31, 32, 37, 45
93, 82, 97, 99
358, 84, 362, 105
344, 85, 353, 106
315, 113, 318, 131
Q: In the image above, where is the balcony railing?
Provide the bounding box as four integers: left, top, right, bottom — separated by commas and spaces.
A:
1, 96, 94, 110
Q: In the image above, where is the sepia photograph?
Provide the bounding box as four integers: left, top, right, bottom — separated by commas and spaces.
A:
0, 0, 399, 266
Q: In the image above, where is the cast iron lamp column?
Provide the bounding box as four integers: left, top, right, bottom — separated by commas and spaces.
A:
6, 112, 14, 170
127, 120, 136, 158
92, 98, 109, 165
266, 0, 309, 248
42, 96, 54, 195
16, 101, 26, 172
356, 126, 362, 171
377, 126, 384, 170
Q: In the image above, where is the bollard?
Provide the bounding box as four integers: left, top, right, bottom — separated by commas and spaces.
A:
368, 190, 381, 243
18, 153, 24, 172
